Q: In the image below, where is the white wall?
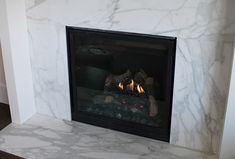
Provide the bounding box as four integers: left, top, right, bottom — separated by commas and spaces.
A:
0, 0, 36, 124
219, 43, 235, 159
0, 43, 8, 104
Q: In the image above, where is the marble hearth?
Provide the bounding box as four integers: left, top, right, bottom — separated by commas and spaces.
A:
26, 0, 235, 154
0, 114, 217, 159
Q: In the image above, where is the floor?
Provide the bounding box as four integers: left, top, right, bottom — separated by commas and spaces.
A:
0, 150, 24, 159
0, 103, 11, 130
0, 114, 218, 159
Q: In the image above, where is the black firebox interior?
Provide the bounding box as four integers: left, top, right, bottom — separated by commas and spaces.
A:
66, 26, 176, 142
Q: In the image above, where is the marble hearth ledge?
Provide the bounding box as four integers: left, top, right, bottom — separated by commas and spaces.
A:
0, 114, 217, 159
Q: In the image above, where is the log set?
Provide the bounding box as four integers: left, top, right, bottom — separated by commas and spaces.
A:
104, 69, 158, 117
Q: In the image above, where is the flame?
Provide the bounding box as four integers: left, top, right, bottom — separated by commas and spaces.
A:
118, 79, 145, 94
127, 80, 134, 91
118, 82, 124, 90
137, 84, 145, 94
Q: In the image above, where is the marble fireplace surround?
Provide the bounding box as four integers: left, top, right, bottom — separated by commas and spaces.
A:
25, 0, 235, 154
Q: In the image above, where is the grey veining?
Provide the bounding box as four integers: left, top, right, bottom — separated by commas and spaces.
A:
0, 114, 217, 159
25, 0, 235, 153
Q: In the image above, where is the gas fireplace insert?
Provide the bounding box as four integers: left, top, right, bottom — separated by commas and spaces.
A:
66, 26, 176, 142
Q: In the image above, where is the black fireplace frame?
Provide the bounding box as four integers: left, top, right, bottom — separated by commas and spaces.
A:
66, 26, 176, 142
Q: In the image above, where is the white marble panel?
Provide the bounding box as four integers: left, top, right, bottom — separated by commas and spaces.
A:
25, 0, 235, 153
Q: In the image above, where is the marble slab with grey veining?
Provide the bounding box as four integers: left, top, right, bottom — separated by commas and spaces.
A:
25, 0, 235, 153
0, 114, 217, 159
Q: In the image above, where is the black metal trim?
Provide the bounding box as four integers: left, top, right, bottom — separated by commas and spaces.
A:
66, 26, 177, 142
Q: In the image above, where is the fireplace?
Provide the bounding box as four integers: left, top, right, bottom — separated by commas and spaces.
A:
66, 27, 176, 142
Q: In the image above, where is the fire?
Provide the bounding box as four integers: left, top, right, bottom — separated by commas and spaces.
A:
137, 84, 145, 94
127, 80, 134, 91
118, 79, 145, 94
118, 82, 124, 90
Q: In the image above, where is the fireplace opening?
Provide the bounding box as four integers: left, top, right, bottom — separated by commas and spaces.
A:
66, 27, 176, 142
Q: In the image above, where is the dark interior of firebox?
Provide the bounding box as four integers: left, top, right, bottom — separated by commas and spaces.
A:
74, 33, 169, 127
